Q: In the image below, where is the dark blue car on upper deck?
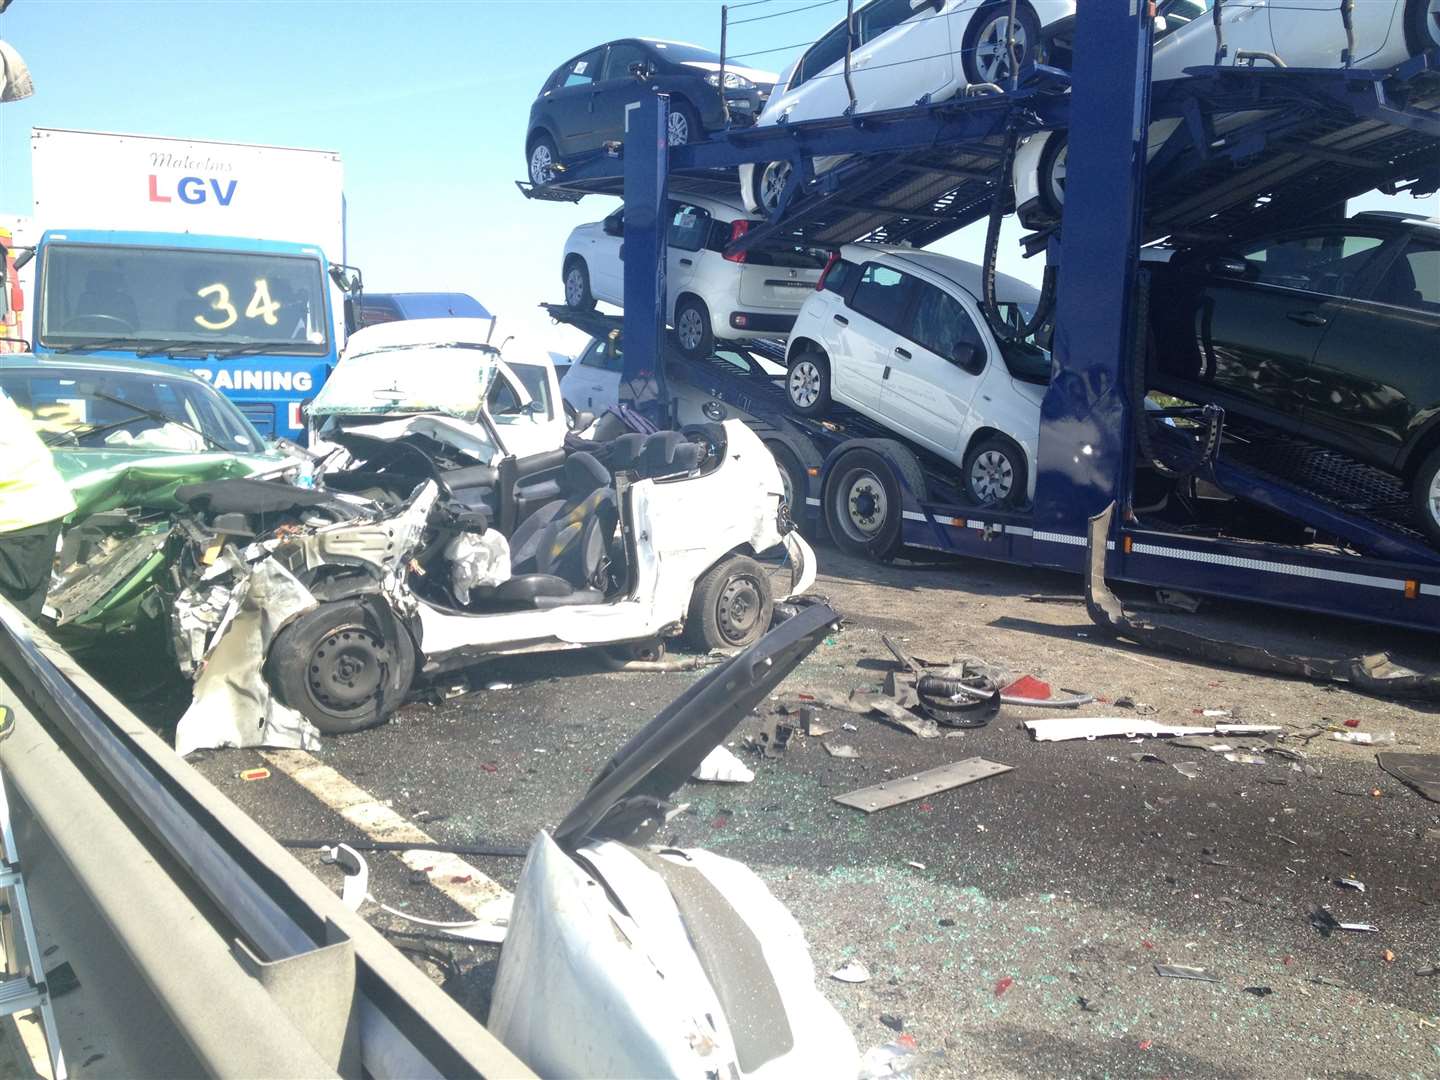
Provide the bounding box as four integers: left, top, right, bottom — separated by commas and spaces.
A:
526, 38, 776, 186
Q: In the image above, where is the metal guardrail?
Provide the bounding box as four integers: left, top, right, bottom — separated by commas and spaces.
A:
0, 596, 532, 1078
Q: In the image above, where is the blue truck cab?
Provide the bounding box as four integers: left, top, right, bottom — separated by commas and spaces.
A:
29, 229, 349, 439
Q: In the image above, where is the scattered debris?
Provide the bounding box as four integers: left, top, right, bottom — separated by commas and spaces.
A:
1336, 877, 1366, 894
825, 743, 861, 759
485, 681, 514, 691
878, 1013, 905, 1033
830, 961, 872, 984
1416, 966, 1440, 977
1311, 906, 1379, 935
1155, 588, 1202, 613
842, 722, 859, 732
746, 717, 795, 758
833, 757, 1013, 814
1130, 751, 1165, 764
802, 708, 832, 737
1154, 963, 1219, 982
994, 976, 1014, 997
691, 745, 756, 783
1244, 986, 1274, 998
1343, 718, 1361, 728
1224, 752, 1268, 765
1002, 674, 1051, 700
905, 860, 926, 870
237, 767, 270, 782
1382, 949, 1396, 963
1375, 753, 1440, 802
938, 918, 956, 928
1024, 718, 1214, 742
856, 1040, 916, 1080
1077, 995, 1098, 1012
1172, 762, 1200, 779
1201, 709, 1232, 718
1331, 730, 1396, 746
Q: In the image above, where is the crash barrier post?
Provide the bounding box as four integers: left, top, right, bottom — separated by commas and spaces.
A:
0, 597, 534, 1078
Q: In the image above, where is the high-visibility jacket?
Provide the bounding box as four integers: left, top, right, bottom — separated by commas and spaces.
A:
0, 391, 76, 533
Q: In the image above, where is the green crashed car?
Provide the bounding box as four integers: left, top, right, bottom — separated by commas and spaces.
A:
0, 353, 296, 649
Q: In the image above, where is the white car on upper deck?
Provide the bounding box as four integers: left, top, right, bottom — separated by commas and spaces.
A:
740, 0, 1078, 214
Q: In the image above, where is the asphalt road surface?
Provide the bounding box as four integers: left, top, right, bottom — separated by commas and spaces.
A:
187, 546, 1440, 1079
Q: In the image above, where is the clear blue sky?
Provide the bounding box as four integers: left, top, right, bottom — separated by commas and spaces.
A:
0, 0, 1418, 356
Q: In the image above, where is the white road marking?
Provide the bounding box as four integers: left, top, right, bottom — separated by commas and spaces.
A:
260, 750, 512, 933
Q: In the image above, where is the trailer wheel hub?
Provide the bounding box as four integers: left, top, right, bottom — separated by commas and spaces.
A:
844, 473, 887, 536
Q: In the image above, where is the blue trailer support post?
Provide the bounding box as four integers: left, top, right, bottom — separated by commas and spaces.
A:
1033, 0, 1155, 563
621, 93, 671, 423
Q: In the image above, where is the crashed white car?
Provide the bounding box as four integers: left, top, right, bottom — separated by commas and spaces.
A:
308, 316, 569, 460
490, 603, 858, 1079
171, 418, 816, 752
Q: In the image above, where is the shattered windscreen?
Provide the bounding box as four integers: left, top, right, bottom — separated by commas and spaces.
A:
312, 344, 504, 421
0, 364, 263, 453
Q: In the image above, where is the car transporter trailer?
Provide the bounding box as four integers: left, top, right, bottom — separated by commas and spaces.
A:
522, 1, 1440, 634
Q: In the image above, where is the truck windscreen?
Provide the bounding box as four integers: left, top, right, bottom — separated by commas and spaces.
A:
38, 244, 330, 355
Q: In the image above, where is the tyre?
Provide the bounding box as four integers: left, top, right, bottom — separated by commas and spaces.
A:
1037, 133, 1068, 222
685, 554, 774, 651
754, 160, 793, 214
528, 132, 559, 186
766, 440, 808, 517
963, 433, 1029, 508
674, 295, 714, 359
267, 601, 415, 735
563, 257, 594, 310
786, 350, 831, 417
1404, 0, 1440, 54
668, 99, 702, 147
1410, 443, 1440, 546
963, 1, 1043, 86
823, 446, 908, 561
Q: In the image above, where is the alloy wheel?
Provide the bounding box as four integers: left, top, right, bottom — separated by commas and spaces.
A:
564, 266, 585, 307
529, 143, 554, 185
759, 161, 792, 212
975, 16, 1030, 84
667, 111, 690, 147
1428, 468, 1440, 528
1428, 0, 1440, 47
1049, 143, 1068, 208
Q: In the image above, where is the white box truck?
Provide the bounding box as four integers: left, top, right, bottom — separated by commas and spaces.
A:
24, 128, 356, 437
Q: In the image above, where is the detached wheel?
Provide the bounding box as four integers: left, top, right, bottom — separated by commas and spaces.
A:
563, 257, 594, 310
786, 350, 831, 417
1410, 444, 1440, 546
528, 132, 559, 186
686, 555, 774, 651
963, 1, 1043, 85
964, 434, 1028, 508
268, 601, 415, 735
674, 295, 714, 359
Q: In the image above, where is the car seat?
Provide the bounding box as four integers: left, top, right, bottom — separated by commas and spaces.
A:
507, 451, 617, 591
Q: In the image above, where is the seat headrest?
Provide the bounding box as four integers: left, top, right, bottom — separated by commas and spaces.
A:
640, 432, 683, 476
564, 451, 610, 496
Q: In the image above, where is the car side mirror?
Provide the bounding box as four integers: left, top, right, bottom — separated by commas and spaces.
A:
603, 216, 624, 237
1208, 256, 1250, 278
1153, 14, 1169, 33
950, 343, 982, 373
12, 247, 33, 270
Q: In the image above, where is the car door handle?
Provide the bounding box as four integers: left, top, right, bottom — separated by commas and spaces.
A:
894, 347, 911, 360
833, 315, 849, 326
679, 257, 693, 267
1286, 311, 1329, 328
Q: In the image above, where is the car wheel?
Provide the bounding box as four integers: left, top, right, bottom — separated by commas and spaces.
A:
528, 133, 559, 186
786, 350, 831, 417
267, 600, 415, 735
766, 440, 808, 518
563, 257, 594, 310
963, 434, 1028, 508
674, 295, 714, 358
668, 99, 702, 147
1038, 133, 1068, 221
755, 160, 792, 214
1404, 0, 1440, 53
685, 554, 774, 651
963, 1, 1043, 86
1410, 444, 1440, 546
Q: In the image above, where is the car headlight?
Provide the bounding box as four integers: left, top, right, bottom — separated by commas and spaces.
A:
706, 71, 756, 90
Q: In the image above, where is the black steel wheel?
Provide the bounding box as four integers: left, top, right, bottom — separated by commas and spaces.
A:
686, 555, 774, 651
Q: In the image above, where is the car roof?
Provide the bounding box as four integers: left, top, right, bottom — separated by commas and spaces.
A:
1351, 211, 1440, 233
839, 244, 1043, 304
0, 351, 216, 383
342, 316, 501, 357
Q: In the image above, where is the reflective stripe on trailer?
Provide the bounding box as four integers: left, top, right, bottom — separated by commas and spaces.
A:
1128, 541, 1409, 592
